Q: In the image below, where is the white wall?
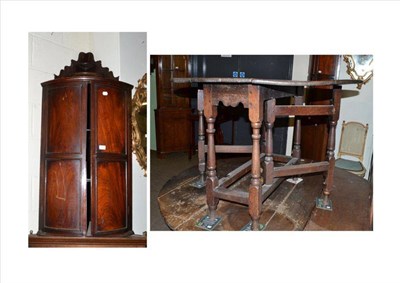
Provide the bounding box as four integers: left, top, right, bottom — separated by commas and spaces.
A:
28, 32, 147, 235
92, 33, 121, 77
119, 32, 147, 234
28, 32, 92, 233
288, 55, 373, 179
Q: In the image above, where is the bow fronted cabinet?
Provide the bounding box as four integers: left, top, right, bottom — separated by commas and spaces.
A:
29, 52, 146, 247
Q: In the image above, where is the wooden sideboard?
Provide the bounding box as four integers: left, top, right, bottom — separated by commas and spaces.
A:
301, 55, 341, 161
153, 55, 192, 158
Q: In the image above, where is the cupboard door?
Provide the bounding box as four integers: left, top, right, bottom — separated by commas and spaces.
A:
44, 160, 82, 231
94, 83, 126, 154
309, 55, 340, 80
154, 55, 192, 157
155, 108, 192, 155
156, 55, 191, 108
91, 82, 132, 236
46, 85, 83, 154
301, 55, 340, 161
39, 82, 88, 235
93, 161, 128, 234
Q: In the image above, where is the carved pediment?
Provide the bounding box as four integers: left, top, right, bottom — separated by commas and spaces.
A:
55, 52, 119, 80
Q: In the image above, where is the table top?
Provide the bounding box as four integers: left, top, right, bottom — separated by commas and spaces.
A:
173, 77, 362, 87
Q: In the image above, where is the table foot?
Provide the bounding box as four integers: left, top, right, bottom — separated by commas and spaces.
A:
195, 215, 222, 231
286, 177, 303, 185
240, 221, 265, 231
190, 177, 206, 189
315, 196, 333, 211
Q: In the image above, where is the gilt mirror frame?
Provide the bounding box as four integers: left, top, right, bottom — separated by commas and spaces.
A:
131, 73, 147, 176
343, 55, 373, 89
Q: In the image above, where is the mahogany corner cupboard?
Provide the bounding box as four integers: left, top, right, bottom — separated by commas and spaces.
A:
37, 52, 133, 237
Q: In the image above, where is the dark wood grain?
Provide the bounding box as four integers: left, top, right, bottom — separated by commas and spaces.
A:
156, 55, 191, 108
155, 108, 192, 157
95, 84, 126, 154
37, 53, 134, 242
301, 55, 341, 161
197, 90, 206, 184
39, 81, 88, 236
95, 161, 127, 233
44, 159, 81, 231
308, 55, 341, 80
273, 162, 329, 177
172, 74, 358, 231
46, 84, 83, 154
292, 95, 303, 159
55, 52, 118, 80
275, 105, 334, 116
29, 234, 146, 248
153, 55, 192, 158
91, 81, 132, 236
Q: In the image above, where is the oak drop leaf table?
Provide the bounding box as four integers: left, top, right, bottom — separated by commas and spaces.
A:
173, 77, 361, 231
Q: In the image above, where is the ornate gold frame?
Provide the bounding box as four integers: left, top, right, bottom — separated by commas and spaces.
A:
131, 73, 147, 176
343, 55, 373, 89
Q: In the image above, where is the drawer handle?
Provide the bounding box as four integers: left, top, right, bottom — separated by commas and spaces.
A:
99, 145, 106, 150
102, 91, 108, 96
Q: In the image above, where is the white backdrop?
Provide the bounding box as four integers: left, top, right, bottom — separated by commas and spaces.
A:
1, 1, 399, 283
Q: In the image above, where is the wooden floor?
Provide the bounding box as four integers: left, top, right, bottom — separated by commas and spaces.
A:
158, 156, 372, 231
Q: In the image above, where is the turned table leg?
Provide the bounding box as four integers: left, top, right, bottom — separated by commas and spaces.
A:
292, 95, 303, 159
318, 89, 342, 210
288, 95, 304, 184
324, 118, 337, 198
191, 89, 206, 188
264, 99, 276, 186
203, 85, 219, 222
205, 114, 219, 220
249, 121, 262, 230
247, 85, 264, 231
198, 108, 206, 185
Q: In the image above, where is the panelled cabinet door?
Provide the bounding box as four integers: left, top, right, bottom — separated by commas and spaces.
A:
95, 161, 127, 233
154, 55, 192, 158
44, 160, 82, 231
301, 55, 341, 162
156, 55, 191, 108
94, 83, 127, 154
39, 82, 88, 236
155, 108, 192, 153
91, 82, 132, 236
36, 53, 134, 241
